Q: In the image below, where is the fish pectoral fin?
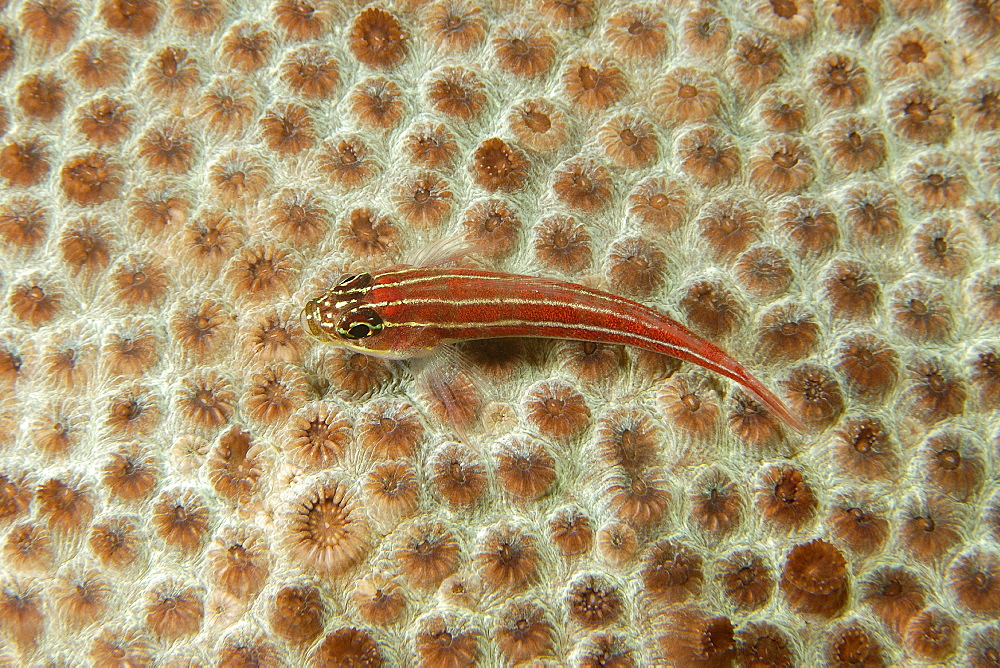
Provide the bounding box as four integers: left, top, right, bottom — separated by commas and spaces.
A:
417, 344, 492, 445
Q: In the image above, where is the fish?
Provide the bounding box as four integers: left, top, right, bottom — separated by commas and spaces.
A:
302, 265, 807, 433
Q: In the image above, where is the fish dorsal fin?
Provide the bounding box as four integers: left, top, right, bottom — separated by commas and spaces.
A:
406, 234, 489, 269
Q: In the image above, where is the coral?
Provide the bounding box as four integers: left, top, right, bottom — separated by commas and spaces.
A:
698, 197, 761, 263
76, 96, 133, 147
832, 416, 897, 480
825, 260, 881, 321
260, 104, 315, 156
719, 550, 773, 611
0, 3, 995, 664
783, 364, 844, 429
208, 426, 263, 503
153, 487, 210, 554
778, 197, 839, 257
828, 496, 890, 555
493, 23, 555, 78
351, 572, 405, 626
681, 279, 744, 339
566, 574, 624, 628
17, 72, 68, 122
757, 466, 817, 531
61, 152, 123, 205
364, 461, 418, 522
224, 22, 273, 73
0, 137, 51, 187
533, 214, 592, 273
549, 507, 593, 557
3, 522, 54, 571
780, 540, 849, 617
659, 375, 720, 442
394, 171, 452, 228
425, 0, 485, 54
89, 516, 141, 569
736, 246, 793, 299
728, 32, 784, 93
415, 614, 480, 666
495, 437, 556, 501
285, 478, 368, 574
595, 406, 660, 472
729, 391, 784, 447
681, 5, 729, 59
396, 520, 461, 589
350, 8, 407, 70
475, 523, 540, 591
52, 568, 110, 630
737, 623, 793, 666
563, 58, 627, 112
655, 68, 721, 126
103, 446, 157, 502
495, 599, 554, 663
319, 136, 377, 189
657, 608, 736, 666
677, 125, 741, 188
862, 566, 926, 635
428, 66, 486, 122
689, 469, 741, 537
641, 540, 704, 606
905, 608, 959, 662
759, 89, 808, 133
827, 624, 885, 666
510, 98, 568, 151
311, 628, 383, 666
472, 137, 529, 192
350, 77, 404, 130
144, 46, 199, 100
208, 526, 269, 600
270, 583, 324, 645
756, 305, 820, 362
428, 441, 488, 509
824, 115, 886, 173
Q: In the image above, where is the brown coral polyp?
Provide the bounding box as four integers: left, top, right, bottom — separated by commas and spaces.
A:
472, 137, 529, 193
495, 600, 554, 663
61, 153, 122, 206
0, 137, 50, 187
641, 540, 704, 606
270, 584, 324, 645
780, 539, 849, 617
757, 466, 816, 531
862, 566, 926, 636
495, 438, 556, 501
566, 574, 623, 628
350, 7, 407, 70
273, 0, 329, 41
396, 521, 461, 589
286, 479, 368, 575
719, 550, 773, 611
476, 524, 540, 591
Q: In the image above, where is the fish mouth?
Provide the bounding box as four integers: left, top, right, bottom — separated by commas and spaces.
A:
301, 299, 327, 340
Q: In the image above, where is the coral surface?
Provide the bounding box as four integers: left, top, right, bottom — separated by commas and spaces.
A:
0, 0, 999, 664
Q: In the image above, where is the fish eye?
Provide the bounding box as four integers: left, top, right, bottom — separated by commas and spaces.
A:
337, 307, 384, 340
335, 273, 373, 292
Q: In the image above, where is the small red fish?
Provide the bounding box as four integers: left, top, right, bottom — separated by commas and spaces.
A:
302, 266, 806, 432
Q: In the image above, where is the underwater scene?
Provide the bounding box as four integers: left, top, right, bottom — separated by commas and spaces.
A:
0, 0, 999, 664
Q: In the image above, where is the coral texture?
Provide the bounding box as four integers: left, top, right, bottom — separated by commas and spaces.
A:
0, 0, 998, 663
